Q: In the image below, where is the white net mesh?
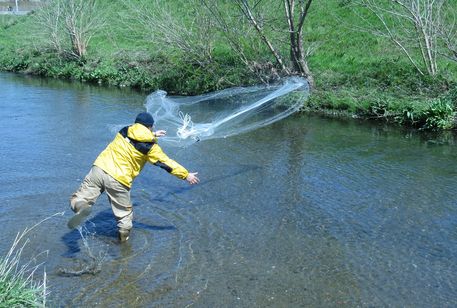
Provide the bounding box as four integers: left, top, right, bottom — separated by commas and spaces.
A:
145, 77, 310, 147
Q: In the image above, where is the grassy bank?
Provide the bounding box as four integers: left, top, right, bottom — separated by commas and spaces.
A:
0, 0, 456, 130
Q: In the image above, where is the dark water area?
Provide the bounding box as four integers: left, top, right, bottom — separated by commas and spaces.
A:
1, 72, 456, 307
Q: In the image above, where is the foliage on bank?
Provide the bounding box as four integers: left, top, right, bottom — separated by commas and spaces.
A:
0, 46, 252, 95
306, 62, 456, 130
0, 227, 48, 307
0, 0, 456, 130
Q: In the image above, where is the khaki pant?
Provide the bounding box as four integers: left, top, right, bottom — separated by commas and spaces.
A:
70, 166, 133, 231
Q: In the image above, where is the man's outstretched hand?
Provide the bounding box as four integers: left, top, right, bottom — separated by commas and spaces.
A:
186, 172, 200, 185
154, 130, 167, 137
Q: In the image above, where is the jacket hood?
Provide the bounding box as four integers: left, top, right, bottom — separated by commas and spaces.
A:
127, 123, 155, 142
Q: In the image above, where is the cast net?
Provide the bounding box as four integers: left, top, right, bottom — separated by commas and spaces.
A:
145, 77, 309, 147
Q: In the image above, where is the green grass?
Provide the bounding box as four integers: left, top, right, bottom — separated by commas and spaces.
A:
0, 0, 456, 129
0, 214, 64, 307
0, 232, 47, 307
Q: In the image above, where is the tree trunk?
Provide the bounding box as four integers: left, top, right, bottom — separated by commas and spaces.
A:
285, 0, 314, 88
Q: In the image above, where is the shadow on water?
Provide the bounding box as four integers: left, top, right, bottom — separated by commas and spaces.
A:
61, 206, 176, 258
146, 163, 262, 204
61, 163, 260, 257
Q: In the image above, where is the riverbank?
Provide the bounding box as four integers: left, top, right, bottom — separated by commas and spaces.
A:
0, 0, 456, 130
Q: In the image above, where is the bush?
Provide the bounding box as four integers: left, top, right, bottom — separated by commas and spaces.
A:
399, 98, 455, 130
444, 87, 457, 108
0, 48, 31, 71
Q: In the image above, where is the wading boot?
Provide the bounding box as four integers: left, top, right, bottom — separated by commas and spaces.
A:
67, 202, 92, 229
119, 229, 130, 242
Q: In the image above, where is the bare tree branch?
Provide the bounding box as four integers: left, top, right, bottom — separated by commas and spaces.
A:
34, 0, 65, 55
63, 0, 106, 59
236, 0, 290, 74
351, 0, 453, 76
34, 0, 105, 60
436, 1, 457, 62
124, 0, 215, 68
201, 0, 274, 83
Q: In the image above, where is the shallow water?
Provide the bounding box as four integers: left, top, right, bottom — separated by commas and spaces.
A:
1, 73, 456, 307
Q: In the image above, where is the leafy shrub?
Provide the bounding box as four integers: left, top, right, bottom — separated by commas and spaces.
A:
444, 86, 457, 108
0, 48, 31, 71
358, 99, 393, 119
399, 98, 455, 130
422, 99, 455, 130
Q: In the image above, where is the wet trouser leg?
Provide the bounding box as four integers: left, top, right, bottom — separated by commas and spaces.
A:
104, 173, 133, 233
70, 166, 104, 213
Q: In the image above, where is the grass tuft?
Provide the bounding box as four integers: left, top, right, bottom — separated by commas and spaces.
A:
0, 213, 63, 307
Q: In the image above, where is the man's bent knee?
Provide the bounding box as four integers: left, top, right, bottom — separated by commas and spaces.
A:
70, 198, 90, 213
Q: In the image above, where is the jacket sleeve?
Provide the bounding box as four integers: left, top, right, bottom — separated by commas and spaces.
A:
147, 144, 189, 180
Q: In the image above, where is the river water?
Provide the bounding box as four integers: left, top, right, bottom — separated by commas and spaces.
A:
1, 72, 456, 307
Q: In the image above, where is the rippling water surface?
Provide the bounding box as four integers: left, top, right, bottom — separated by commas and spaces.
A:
0, 73, 456, 307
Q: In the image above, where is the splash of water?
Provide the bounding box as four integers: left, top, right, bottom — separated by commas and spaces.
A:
58, 226, 105, 277
146, 77, 309, 147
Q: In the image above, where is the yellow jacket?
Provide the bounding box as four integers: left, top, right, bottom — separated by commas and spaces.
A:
94, 123, 189, 188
